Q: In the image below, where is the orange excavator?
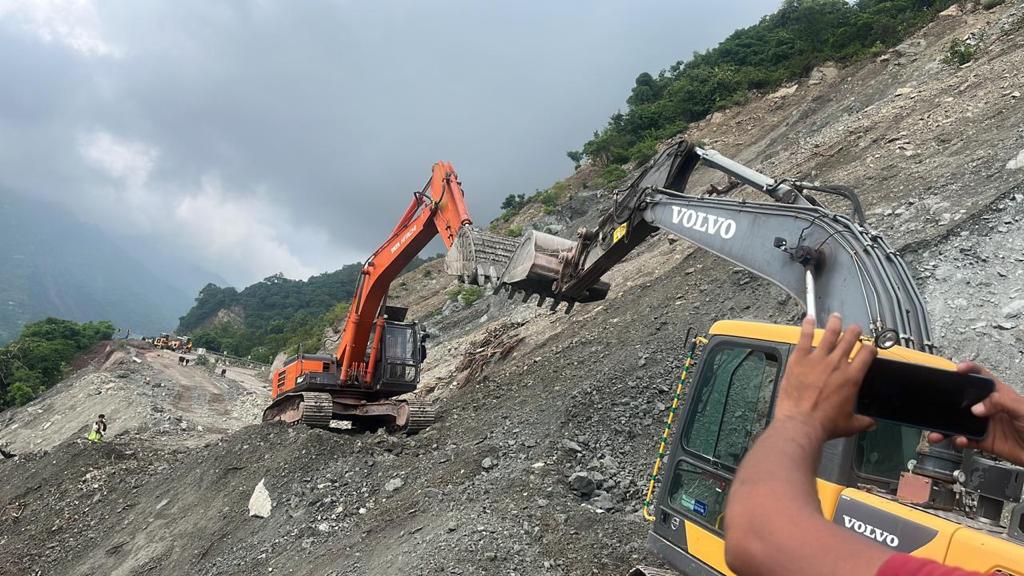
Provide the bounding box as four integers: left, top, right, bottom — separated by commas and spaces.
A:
262, 161, 514, 432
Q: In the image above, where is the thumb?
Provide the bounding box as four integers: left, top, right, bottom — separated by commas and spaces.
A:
971, 391, 1012, 418
852, 415, 876, 434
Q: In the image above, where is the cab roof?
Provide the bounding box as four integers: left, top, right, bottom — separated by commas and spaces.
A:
708, 319, 954, 370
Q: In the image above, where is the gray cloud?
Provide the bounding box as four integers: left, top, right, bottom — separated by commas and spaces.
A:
0, 0, 780, 286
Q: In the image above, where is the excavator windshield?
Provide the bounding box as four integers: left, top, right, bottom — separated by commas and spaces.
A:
380, 322, 419, 385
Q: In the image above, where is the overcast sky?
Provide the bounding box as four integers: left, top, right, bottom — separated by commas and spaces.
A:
0, 0, 780, 287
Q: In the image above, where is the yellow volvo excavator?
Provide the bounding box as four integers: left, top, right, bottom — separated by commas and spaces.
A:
461, 140, 1024, 574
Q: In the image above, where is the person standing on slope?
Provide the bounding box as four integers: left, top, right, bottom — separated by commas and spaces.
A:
87, 414, 107, 443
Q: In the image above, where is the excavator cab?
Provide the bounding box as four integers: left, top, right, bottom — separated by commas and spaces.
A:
368, 311, 423, 395
641, 321, 1024, 576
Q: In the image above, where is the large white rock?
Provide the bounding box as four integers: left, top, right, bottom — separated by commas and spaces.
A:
248, 478, 272, 518
1006, 149, 1024, 170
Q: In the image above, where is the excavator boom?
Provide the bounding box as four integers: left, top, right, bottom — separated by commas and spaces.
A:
336, 161, 472, 383
497, 140, 932, 352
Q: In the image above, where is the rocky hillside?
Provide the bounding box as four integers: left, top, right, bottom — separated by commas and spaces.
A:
2, 3, 1024, 575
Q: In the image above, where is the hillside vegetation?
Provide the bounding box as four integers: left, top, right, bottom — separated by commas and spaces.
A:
0, 317, 114, 409
178, 257, 435, 362
574, 0, 956, 168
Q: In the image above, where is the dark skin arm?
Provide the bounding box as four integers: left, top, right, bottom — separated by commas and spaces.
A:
724, 313, 891, 576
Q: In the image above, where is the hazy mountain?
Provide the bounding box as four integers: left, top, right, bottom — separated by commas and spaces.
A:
0, 195, 221, 343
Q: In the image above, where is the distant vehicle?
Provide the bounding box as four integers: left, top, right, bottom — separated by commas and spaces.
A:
154, 333, 171, 349
154, 334, 192, 352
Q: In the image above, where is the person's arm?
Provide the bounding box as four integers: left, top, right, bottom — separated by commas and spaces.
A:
725, 313, 890, 576
927, 362, 1024, 466
725, 418, 890, 575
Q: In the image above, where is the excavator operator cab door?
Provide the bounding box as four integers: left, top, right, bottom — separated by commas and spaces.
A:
648, 335, 789, 575
372, 320, 422, 395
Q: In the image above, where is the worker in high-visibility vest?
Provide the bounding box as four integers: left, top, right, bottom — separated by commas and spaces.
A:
86, 414, 107, 443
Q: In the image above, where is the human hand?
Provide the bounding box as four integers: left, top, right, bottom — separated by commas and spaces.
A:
774, 313, 877, 441
927, 362, 1024, 466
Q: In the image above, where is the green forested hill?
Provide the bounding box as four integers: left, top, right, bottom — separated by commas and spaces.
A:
577, 0, 955, 168
178, 257, 434, 362
177, 266, 362, 362
0, 317, 114, 409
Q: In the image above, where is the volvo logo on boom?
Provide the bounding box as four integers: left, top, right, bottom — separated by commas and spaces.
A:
670, 207, 737, 239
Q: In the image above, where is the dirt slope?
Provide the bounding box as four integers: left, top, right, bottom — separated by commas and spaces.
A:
2, 4, 1024, 575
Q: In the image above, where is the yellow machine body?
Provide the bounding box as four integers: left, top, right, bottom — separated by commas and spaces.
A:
646, 320, 1023, 576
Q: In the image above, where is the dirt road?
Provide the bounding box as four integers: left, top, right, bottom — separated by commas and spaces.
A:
0, 343, 270, 453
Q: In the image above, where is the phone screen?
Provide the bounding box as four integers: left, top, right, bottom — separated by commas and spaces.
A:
856, 357, 993, 440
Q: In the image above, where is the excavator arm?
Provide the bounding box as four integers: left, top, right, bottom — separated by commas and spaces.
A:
337, 161, 473, 383
498, 140, 933, 352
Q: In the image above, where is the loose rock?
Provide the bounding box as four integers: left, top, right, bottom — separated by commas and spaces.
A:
248, 479, 273, 518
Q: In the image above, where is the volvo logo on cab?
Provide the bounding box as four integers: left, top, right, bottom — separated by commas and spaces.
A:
671, 206, 737, 239
842, 515, 900, 548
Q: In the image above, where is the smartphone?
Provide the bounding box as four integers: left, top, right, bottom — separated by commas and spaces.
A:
856, 357, 994, 440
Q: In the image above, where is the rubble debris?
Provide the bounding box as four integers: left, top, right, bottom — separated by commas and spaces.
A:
768, 84, 798, 99
384, 477, 404, 492
2, 6, 1024, 576
454, 322, 525, 387
568, 472, 597, 497
560, 439, 583, 453
1, 502, 24, 523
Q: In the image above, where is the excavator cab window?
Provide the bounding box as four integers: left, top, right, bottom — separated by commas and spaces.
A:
379, 322, 420, 385
665, 339, 782, 530
683, 345, 779, 466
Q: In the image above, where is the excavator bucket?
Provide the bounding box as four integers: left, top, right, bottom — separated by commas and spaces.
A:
444, 226, 521, 286
445, 227, 609, 310
496, 230, 609, 309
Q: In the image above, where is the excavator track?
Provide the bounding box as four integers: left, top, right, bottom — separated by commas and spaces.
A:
298, 392, 334, 428
262, 391, 334, 428
401, 399, 436, 434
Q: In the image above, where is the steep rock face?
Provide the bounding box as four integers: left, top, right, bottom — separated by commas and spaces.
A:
2, 5, 1024, 576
